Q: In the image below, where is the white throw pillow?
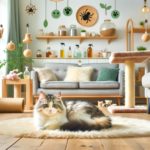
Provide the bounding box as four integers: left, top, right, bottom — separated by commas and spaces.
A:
64, 66, 93, 82
33, 68, 57, 83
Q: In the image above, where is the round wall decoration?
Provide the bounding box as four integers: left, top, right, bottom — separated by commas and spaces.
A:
76, 5, 98, 27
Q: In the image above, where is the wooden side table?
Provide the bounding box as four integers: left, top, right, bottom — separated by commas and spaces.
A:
2, 79, 33, 110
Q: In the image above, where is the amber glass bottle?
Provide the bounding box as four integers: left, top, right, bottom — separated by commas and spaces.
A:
87, 44, 93, 58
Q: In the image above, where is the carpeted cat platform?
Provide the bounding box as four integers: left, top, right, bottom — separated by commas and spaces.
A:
0, 116, 150, 138
107, 105, 147, 113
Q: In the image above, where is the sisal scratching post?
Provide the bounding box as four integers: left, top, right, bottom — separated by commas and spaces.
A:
0, 98, 24, 113
125, 61, 135, 108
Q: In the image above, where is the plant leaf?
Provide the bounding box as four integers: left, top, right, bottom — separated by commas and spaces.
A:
106, 5, 112, 10
100, 3, 106, 9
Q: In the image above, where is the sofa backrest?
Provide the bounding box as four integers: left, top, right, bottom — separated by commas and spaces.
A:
45, 63, 119, 81
45, 63, 78, 81
82, 63, 119, 81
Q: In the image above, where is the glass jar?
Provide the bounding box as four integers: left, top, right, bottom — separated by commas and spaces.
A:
100, 19, 116, 36
46, 47, 52, 57
36, 49, 42, 58
69, 25, 77, 36
58, 25, 67, 36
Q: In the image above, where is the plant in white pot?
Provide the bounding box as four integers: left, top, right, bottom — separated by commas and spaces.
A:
80, 29, 87, 37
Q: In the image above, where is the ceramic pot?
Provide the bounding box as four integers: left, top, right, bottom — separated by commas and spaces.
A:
6, 41, 16, 51
100, 19, 116, 36
141, 32, 150, 42
23, 49, 32, 57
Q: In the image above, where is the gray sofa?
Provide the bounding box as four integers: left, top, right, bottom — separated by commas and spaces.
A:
31, 63, 124, 104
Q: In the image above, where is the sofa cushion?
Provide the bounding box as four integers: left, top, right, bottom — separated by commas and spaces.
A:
40, 81, 79, 89
79, 81, 119, 89
64, 66, 93, 82
96, 67, 119, 81
82, 63, 119, 81
33, 68, 57, 83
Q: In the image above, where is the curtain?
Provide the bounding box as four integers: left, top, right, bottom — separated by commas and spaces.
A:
7, 0, 22, 96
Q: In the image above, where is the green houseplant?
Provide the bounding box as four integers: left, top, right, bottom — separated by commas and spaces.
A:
0, 43, 32, 76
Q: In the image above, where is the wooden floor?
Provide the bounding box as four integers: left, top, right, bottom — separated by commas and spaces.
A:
0, 108, 150, 150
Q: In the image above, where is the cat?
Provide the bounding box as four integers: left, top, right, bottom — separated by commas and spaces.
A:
33, 91, 112, 131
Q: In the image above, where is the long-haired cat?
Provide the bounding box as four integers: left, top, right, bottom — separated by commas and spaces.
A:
33, 92, 112, 131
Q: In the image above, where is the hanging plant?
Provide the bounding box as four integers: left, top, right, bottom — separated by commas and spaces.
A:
25, 0, 37, 15
100, 2, 112, 16
111, 0, 120, 19
51, 1, 61, 19
63, 0, 73, 16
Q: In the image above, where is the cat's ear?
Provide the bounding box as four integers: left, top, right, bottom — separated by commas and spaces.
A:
39, 91, 46, 99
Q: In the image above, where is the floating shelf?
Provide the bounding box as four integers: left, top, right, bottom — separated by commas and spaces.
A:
130, 28, 150, 33
36, 35, 118, 43
32, 57, 109, 60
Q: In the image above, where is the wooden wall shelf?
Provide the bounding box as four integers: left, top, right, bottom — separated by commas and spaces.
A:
130, 28, 150, 33
36, 35, 117, 44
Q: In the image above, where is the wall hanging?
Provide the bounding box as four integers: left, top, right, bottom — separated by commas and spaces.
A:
43, 0, 48, 27
51, 0, 62, 19
111, 0, 120, 19
76, 5, 98, 27
100, 2, 112, 16
23, 24, 32, 58
63, 0, 73, 16
25, 0, 37, 15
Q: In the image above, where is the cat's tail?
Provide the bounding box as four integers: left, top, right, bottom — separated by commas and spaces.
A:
60, 116, 111, 131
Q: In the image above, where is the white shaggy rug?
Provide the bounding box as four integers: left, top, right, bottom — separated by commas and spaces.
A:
0, 116, 150, 139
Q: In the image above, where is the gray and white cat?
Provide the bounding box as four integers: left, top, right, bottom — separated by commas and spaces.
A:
33, 92, 112, 131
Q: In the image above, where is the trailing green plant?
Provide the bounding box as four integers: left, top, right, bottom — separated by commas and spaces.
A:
100, 2, 112, 16
137, 46, 147, 51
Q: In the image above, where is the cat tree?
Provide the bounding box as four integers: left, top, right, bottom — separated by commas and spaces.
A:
109, 18, 150, 109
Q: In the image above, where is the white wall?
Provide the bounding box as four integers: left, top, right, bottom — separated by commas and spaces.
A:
19, 0, 150, 59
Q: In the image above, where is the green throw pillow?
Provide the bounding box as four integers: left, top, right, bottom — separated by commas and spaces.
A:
96, 67, 119, 81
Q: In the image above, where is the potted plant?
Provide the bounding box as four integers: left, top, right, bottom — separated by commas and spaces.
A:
137, 46, 147, 51
80, 29, 87, 37
139, 21, 144, 28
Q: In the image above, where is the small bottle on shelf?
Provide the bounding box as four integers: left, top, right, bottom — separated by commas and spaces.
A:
24, 66, 30, 79
67, 46, 72, 58
60, 43, 65, 58
75, 44, 82, 59
46, 46, 52, 57
87, 44, 93, 58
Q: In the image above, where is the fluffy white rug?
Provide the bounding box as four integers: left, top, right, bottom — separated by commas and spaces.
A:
0, 116, 150, 138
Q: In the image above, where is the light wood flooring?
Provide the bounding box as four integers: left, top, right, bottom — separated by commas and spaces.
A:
0, 107, 150, 150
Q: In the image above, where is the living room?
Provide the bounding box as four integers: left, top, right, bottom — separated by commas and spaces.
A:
0, 0, 150, 149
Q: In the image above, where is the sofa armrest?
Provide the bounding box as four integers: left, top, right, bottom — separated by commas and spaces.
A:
31, 70, 39, 95
118, 70, 124, 96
